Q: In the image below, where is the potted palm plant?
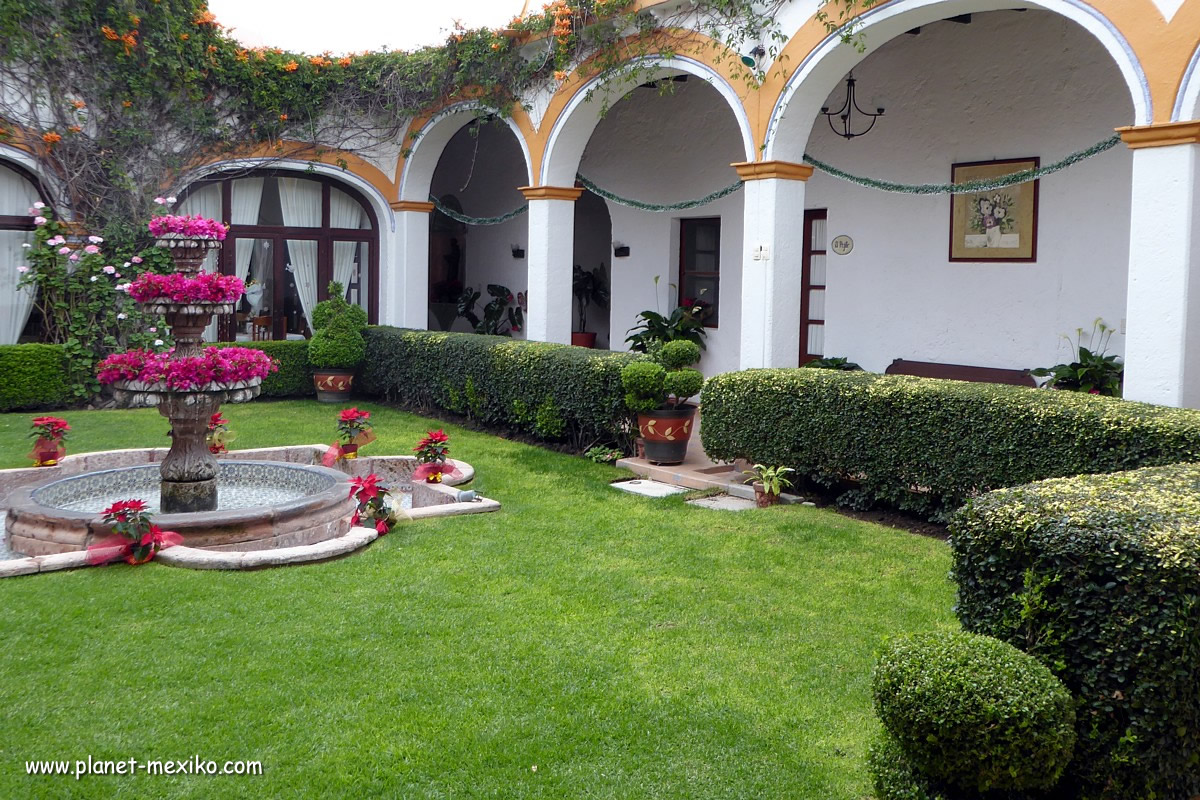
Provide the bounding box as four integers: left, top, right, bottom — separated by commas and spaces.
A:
309, 281, 368, 402
572, 264, 609, 348
743, 464, 795, 508
620, 340, 704, 465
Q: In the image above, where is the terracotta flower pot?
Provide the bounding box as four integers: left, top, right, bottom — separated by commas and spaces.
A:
753, 482, 780, 508
314, 368, 355, 403
571, 331, 597, 348
637, 405, 697, 465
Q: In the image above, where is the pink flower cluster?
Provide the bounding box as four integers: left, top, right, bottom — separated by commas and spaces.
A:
97, 347, 277, 390
128, 271, 245, 304
148, 214, 229, 240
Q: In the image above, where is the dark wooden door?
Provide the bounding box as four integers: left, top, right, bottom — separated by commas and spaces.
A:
799, 209, 828, 364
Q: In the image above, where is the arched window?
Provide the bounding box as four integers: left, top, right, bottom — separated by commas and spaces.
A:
177, 171, 379, 342
0, 161, 46, 344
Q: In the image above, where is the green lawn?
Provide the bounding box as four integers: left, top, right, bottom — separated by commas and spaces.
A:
0, 400, 955, 798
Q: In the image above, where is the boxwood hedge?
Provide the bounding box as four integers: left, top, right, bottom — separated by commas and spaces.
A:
360, 327, 637, 450
0, 344, 71, 411
700, 368, 1200, 518
217, 340, 313, 397
951, 464, 1200, 799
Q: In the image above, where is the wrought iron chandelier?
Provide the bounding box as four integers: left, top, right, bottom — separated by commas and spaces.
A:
821, 73, 885, 140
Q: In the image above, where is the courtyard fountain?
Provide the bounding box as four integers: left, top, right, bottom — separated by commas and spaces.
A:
1, 214, 498, 567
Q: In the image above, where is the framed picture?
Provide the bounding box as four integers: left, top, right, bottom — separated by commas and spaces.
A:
949, 157, 1040, 262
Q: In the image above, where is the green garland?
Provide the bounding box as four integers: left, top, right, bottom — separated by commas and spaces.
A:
803, 134, 1122, 195
429, 196, 529, 226
576, 173, 744, 211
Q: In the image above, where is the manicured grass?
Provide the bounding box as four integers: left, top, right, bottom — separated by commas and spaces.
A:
0, 400, 955, 798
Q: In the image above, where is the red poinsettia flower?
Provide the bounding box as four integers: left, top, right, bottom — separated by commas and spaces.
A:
350, 510, 361, 527
348, 473, 381, 503
339, 407, 370, 423
375, 517, 390, 535
208, 412, 228, 429
30, 416, 71, 441
102, 498, 149, 521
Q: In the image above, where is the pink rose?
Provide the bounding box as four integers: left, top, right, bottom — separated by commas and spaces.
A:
131, 257, 143, 264
84, 244, 100, 254
33, 216, 47, 225
57, 247, 70, 255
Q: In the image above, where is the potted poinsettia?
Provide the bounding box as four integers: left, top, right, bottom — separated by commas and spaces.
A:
348, 473, 402, 535
29, 416, 70, 466
337, 407, 374, 458
412, 429, 461, 483
620, 340, 704, 465
86, 499, 182, 566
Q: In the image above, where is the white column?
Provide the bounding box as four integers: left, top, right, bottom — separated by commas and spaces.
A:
1120, 124, 1200, 407
391, 202, 432, 329
734, 162, 811, 369
520, 186, 581, 345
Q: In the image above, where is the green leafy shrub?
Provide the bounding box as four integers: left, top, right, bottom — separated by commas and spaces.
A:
625, 306, 708, 352
868, 733, 958, 800
311, 282, 368, 333
658, 339, 701, 370
700, 368, 1200, 518
803, 356, 863, 371
217, 341, 312, 397
621, 361, 666, 414
874, 632, 1075, 793
308, 315, 367, 369
360, 327, 636, 450
951, 464, 1200, 799
0, 344, 71, 411
620, 338, 703, 413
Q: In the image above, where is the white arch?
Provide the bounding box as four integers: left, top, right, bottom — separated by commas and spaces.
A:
764, 0, 1151, 161
1174, 42, 1200, 121
0, 145, 68, 216
540, 56, 756, 187
172, 157, 395, 233
398, 104, 534, 202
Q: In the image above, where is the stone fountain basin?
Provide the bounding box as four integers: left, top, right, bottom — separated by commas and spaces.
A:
5, 460, 356, 556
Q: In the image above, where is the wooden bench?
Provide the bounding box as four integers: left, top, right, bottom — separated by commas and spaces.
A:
885, 359, 1037, 388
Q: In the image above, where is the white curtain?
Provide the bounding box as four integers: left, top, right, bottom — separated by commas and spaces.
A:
1, 230, 35, 344
231, 177, 264, 226
330, 187, 367, 307
1, 165, 40, 343
287, 240, 318, 330
278, 178, 321, 329
180, 184, 225, 340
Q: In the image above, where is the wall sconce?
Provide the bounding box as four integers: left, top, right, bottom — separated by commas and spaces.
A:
511, 244, 525, 259
613, 242, 630, 258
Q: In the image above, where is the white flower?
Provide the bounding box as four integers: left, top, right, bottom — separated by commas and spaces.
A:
16, 265, 28, 273
89, 275, 98, 282
33, 201, 45, 209
103, 265, 116, 274
166, 196, 177, 204
123, 261, 131, 268
153, 339, 164, 347
117, 312, 127, 320
149, 326, 157, 333
21, 243, 30, 248
153, 196, 167, 205
88, 235, 103, 244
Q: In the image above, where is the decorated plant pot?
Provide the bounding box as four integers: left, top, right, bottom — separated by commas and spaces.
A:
753, 483, 780, 508
314, 369, 355, 403
31, 437, 66, 467
571, 331, 597, 349
341, 442, 359, 459
637, 405, 697, 466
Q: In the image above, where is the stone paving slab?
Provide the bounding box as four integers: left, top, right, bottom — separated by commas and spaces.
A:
685, 494, 757, 511
611, 479, 690, 498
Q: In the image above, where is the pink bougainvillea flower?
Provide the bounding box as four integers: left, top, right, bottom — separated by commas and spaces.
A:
148, 214, 228, 241
96, 347, 277, 390
128, 271, 244, 305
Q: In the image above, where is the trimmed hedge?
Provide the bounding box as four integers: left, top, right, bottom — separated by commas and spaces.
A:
360, 327, 636, 450
951, 464, 1200, 799
0, 344, 71, 411
873, 632, 1075, 794
701, 368, 1200, 518
217, 341, 313, 397
868, 733, 958, 800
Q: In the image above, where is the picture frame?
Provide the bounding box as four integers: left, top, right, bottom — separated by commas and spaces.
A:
949, 157, 1040, 262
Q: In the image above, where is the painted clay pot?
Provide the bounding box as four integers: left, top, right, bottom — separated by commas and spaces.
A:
314, 369, 355, 403
637, 404, 697, 465
571, 331, 597, 348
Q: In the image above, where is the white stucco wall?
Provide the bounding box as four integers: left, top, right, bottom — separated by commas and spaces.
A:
430, 123, 530, 336
802, 10, 1134, 373
577, 79, 747, 374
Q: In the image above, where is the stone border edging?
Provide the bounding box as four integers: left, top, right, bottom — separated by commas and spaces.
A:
156, 524, 383, 569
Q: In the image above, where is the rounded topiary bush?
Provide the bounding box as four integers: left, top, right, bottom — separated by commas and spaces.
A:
873, 632, 1076, 793
663, 368, 703, 402
621, 360, 665, 414
308, 315, 366, 369
311, 281, 367, 332
659, 339, 701, 370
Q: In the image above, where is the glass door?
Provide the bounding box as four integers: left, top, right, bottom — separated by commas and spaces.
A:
800, 210, 827, 364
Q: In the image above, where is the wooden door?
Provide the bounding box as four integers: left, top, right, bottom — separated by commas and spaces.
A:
799, 209, 828, 364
